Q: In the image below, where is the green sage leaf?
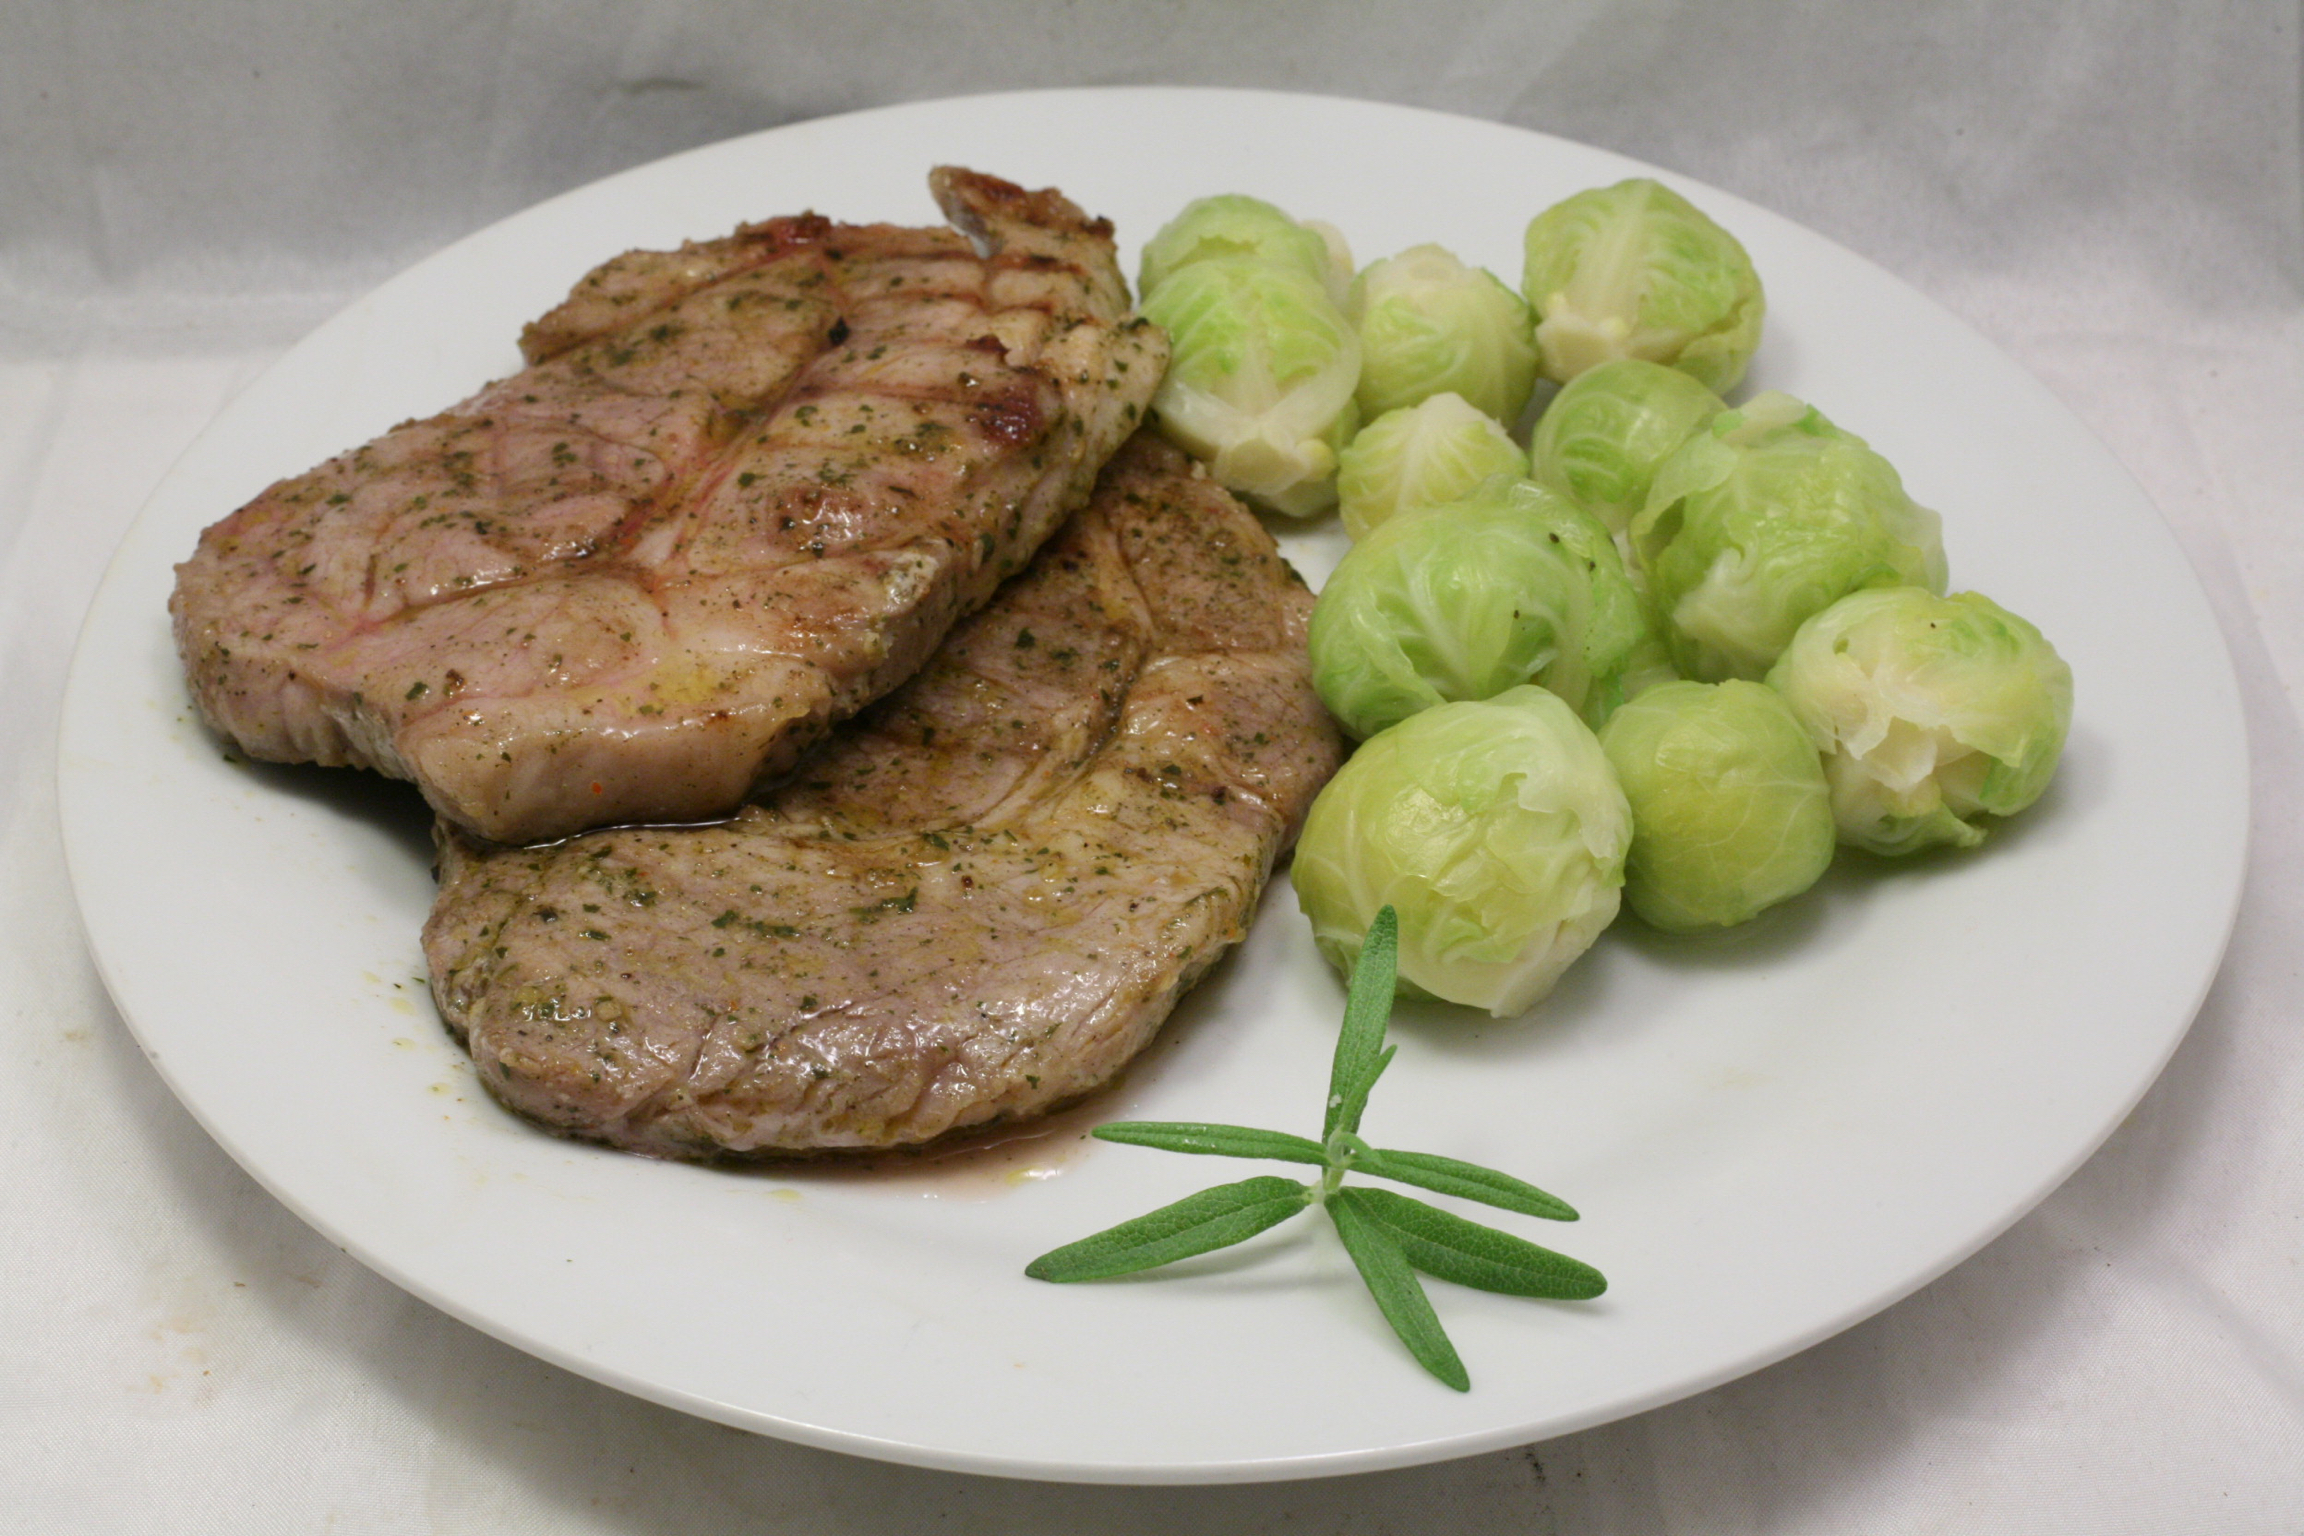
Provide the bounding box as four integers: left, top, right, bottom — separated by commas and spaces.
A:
1025, 1176, 1312, 1283
1343, 1186, 1607, 1300
1326, 905, 1400, 1138
1094, 1122, 1326, 1165
1356, 1147, 1580, 1221
1327, 1187, 1469, 1391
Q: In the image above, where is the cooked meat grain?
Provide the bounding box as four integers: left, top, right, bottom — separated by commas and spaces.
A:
172, 169, 1163, 843
424, 434, 1344, 1156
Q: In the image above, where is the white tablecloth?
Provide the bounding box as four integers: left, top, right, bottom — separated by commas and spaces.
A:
5, 2, 2299, 1527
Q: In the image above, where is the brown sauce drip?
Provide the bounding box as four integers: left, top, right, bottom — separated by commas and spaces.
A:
757, 1090, 1122, 1201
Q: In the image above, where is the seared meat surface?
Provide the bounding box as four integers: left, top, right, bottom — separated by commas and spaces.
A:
425, 435, 1343, 1157
173, 169, 1163, 843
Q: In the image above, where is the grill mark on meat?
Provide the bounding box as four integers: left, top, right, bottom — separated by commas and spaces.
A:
172, 169, 1164, 844
424, 434, 1343, 1158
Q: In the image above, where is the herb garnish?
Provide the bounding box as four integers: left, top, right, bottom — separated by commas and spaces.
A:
1025, 906, 1605, 1390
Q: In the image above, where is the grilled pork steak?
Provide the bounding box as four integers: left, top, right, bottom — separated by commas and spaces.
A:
173, 169, 1163, 843
425, 434, 1344, 1157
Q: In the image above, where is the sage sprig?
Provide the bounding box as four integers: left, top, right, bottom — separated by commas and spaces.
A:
1024, 906, 1605, 1391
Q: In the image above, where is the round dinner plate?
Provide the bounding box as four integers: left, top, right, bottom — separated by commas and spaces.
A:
58, 88, 2247, 1483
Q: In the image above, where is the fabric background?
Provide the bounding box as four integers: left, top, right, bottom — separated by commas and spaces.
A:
4, 1, 2299, 1528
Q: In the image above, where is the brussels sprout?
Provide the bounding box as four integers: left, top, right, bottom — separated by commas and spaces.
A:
1598, 680, 1834, 930
1530, 358, 1724, 535
1293, 686, 1632, 1016
1631, 392, 1947, 682
1335, 393, 1529, 541
1298, 219, 1359, 307
1137, 194, 1343, 300
1309, 477, 1651, 738
1614, 621, 1684, 704
1766, 587, 2074, 856
1346, 244, 1541, 425
1521, 178, 1765, 391
1142, 255, 1362, 518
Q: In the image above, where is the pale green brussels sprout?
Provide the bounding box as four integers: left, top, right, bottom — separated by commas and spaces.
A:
1142, 255, 1362, 518
1335, 393, 1528, 541
1614, 621, 1684, 704
1766, 587, 2074, 856
1293, 686, 1632, 1017
1530, 358, 1725, 535
1346, 244, 1541, 425
1521, 178, 1765, 392
1137, 194, 1343, 300
1598, 680, 1834, 931
1298, 219, 1359, 308
1631, 392, 1947, 682
1309, 477, 1651, 739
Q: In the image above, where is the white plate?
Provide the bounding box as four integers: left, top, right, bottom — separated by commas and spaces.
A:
59, 88, 2247, 1484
